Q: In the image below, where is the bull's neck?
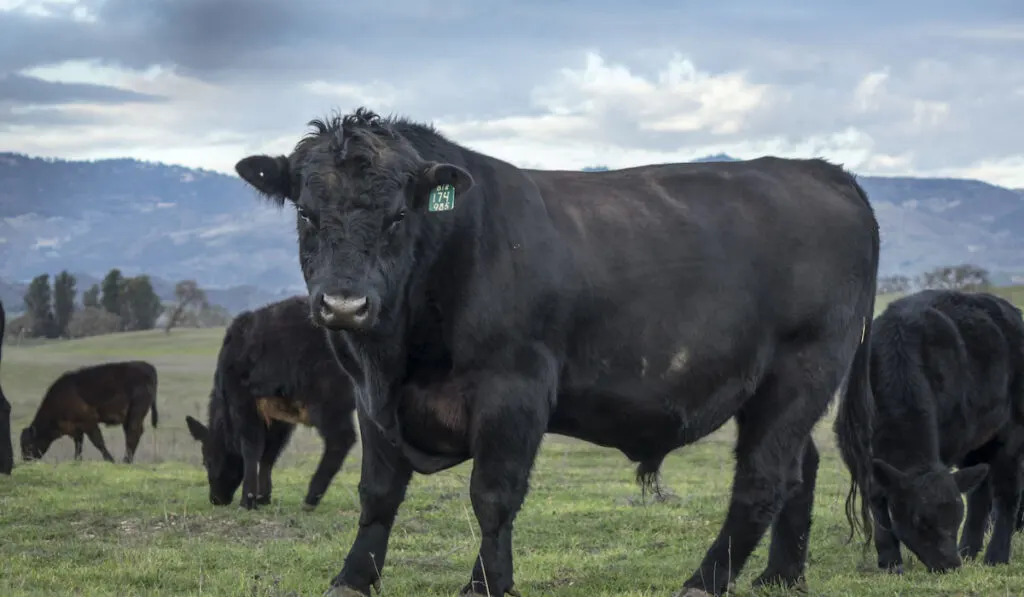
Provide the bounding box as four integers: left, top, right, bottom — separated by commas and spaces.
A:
872, 408, 942, 473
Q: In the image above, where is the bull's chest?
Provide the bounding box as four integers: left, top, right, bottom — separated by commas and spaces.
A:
395, 377, 472, 457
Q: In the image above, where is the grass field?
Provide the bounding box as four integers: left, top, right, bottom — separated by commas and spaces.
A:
2, 324, 1024, 596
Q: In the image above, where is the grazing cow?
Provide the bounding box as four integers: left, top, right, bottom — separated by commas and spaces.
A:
233, 107, 879, 597
184, 295, 358, 510
20, 360, 159, 463
839, 289, 1024, 574
0, 300, 12, 475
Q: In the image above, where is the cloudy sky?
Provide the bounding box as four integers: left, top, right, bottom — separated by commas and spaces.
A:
1, 0, 1022, 187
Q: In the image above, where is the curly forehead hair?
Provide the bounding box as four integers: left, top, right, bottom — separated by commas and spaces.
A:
293, 107, 428, 177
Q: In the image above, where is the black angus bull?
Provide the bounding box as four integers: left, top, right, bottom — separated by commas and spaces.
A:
185, 296, 358, 510
233, 108, 880, 597
840, 289, 1024, 573
0, 300, 12, 475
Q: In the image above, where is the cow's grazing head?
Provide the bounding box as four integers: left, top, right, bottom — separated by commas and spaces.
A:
873, 458, 989, 572
19, 425, 49, 461
185, 415, 243, 505
234, 107, 475, 332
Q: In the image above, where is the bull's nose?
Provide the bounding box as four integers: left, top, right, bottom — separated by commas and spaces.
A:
321, 294, 368, 316
318, 293, 370, 327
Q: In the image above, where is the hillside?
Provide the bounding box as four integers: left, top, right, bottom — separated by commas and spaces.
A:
1, 152, 1023, 311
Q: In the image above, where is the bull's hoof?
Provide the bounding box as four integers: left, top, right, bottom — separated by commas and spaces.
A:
673, 589, 716, 597
302, 500, 318, 512
322, 586, 368, 597
255, 494, 272, 506
880, 563, 903, 575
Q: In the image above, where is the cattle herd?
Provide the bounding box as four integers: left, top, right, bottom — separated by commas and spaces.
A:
0, 106, 1023, 597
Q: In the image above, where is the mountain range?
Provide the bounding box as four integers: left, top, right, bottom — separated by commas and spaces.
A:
1, 151, 1022, 313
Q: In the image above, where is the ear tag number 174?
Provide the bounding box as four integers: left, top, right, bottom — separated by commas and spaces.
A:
428, 184, 456, 212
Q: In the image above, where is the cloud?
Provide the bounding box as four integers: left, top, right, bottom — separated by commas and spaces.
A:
0, 0, 1022, 187
0, 72, 162, 104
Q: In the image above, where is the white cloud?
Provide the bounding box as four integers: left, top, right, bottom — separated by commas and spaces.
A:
853, 69, 889, 113
2, 1, 1023, 190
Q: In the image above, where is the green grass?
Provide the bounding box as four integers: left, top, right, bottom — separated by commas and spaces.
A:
2, 329, 1024, 596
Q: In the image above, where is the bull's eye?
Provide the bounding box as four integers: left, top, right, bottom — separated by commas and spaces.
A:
386, 209, 406, 232
297, 207, 314, 227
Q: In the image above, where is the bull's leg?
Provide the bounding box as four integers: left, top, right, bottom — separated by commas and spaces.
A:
1016, 488, 1024, 532
84, 426, 115, 463
678, 346, 844, 596
326, 411, 413, 596
304, 418, 357, 511
959, 476, 993, 560
982, 450, 1022, 565
238, 422, 267, 510
460, 344, 556, 597
751, 438, 819, 591
122, 420, 144, 464
871, 494, 903, 572
257, 423, 293, 505
72, 431, 84, 461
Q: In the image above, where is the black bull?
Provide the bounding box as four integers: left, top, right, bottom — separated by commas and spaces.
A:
234, 109, 880, 597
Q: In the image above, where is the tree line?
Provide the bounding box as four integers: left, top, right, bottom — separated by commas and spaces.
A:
877, 263, 993, 295
7, 268, 229, 340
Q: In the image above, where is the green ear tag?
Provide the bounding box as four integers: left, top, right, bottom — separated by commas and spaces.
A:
427, 184, 456, 212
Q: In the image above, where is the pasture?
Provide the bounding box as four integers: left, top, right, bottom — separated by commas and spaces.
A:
1, 325, 1023, 596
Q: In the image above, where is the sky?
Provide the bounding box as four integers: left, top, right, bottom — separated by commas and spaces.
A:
1, 0, 1022, 187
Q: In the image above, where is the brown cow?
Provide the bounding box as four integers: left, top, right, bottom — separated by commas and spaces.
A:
20, 360, 159, 463
0, 300, 12, 475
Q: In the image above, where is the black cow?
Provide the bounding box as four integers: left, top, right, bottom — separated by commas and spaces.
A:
185, 296, 358, 510
841, 289, 1024, 574
20, 360, 158, 463
0, 300, 12, 475
233, 107, 879, 597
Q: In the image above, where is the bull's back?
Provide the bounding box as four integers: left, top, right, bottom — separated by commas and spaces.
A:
529, 158, 876, 362
63, 361, 156, 410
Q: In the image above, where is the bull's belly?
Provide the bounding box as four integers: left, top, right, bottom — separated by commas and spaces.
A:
547, 374, 744, 463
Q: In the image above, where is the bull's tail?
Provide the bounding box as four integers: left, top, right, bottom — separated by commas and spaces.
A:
834, 305, 877, 548
150, 389, 159, 428
832, 174, 880, 548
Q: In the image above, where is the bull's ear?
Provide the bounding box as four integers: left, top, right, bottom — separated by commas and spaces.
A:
953, 463, 989, 493
235, 154, 292, 204
872, 458, 906, 492
413, 162, 474, 213
185, 415, 208, 443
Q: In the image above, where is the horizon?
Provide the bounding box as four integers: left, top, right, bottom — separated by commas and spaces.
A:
2, 149, 1022, 191
0, 1, 1021, 188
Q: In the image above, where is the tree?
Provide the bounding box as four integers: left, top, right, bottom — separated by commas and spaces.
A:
101, 268, 124, 316
877, 274, 913, 295
82, 284, 101, 308
918, 264, 991, 292
23, 274, 56, 338
119, 275, 163, 331
67, 307, 123, 339
163, 279, 208, 333
52, 270, 77, 337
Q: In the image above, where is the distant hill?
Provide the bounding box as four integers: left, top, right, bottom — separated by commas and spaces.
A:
1, 151, 1022, 310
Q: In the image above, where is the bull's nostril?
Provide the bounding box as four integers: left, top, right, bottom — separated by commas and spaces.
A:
322, 294, 369, 316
